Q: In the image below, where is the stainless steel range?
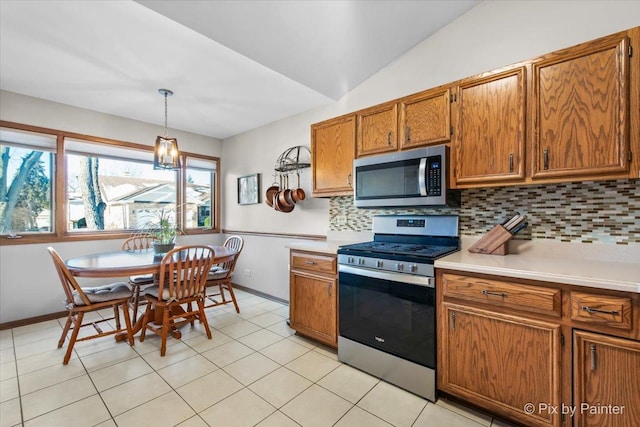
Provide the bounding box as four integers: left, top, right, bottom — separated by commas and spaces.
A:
337, 215, 459, 401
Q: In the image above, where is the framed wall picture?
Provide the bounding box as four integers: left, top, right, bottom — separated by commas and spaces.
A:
237, 173, 260, 205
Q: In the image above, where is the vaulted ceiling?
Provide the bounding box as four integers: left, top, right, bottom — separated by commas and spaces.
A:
0, 0, 479, 139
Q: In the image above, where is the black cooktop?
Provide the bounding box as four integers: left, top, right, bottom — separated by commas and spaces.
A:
339, 241, 458, 258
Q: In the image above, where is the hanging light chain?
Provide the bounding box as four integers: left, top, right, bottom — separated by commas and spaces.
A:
164, 90, 169, 138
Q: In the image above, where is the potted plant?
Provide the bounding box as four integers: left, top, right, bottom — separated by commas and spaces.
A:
145, 208, 179, 254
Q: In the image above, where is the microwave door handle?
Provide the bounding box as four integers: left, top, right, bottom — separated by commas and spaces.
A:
419, 158, 428, 196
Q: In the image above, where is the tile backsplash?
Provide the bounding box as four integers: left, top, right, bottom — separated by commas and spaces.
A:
329, 179, 640, 245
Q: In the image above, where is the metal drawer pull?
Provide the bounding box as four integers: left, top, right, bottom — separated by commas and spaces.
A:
387, 131, 392, 145
590, 344, 597, 371
305, 260, 316, 265
327, 283, 332, 296
406, 127, 411, 142
450, 312, 455, 330
509, 154, 514, 173
582, 306, 619, 316
482, 290, 508, 298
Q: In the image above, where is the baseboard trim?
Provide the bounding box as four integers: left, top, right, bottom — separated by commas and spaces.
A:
0, 311, 67, 331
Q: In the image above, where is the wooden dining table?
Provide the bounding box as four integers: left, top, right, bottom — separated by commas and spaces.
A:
65, 245, 237, 340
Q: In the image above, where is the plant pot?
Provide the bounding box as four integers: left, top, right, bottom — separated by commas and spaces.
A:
153, 242, 175, 254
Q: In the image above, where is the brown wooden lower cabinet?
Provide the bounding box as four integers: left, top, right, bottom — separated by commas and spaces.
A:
439, 302, 562, 427
573, 331, 640, 427
438, 270, 640, 427
289, 250, 337, 347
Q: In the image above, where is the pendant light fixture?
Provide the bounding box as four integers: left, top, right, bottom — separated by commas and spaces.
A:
153, 88, 181, 170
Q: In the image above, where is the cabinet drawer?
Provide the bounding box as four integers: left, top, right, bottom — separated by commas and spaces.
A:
291, 251, 336, 275
442, 274, 561, 317
570, 291, 632, 330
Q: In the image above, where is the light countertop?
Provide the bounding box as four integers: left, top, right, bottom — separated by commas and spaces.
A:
436, 238, 640, 293
285, 234, 640, 293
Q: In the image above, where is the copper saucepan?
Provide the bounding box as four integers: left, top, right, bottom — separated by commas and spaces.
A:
277, 175, 295, 209
292, 171, 306, 202
265, 177, 280, 208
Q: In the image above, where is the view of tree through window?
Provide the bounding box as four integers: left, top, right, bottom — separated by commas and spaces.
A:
0, 128, 55, 234
67, 154, 176, 232
1, 123, 219, 241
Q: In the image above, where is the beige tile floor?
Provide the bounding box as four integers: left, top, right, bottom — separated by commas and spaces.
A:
0, 289, 516, 427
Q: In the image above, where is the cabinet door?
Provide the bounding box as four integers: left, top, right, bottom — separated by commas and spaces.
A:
531, 33, 630, 179
311, 115, 355, 197
454, 66, 526, 186
289, 271, 337, 347
573, 331, 640, 427
399, 88, 451, 150
356, 102, 398, 157
439, 303, 561, 427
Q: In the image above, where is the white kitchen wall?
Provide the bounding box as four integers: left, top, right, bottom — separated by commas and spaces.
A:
0, 91, 223, 323
222, 0, 640, 300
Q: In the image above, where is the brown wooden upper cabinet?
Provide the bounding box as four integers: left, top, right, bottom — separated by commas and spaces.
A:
399, 87, 452, 150
453, 66, 526, 187
531, 32, 631, 180
311, 114, 356, 197
356, 102, 398, 157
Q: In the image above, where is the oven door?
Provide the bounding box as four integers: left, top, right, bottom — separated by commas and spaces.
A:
338, 265, 436, 369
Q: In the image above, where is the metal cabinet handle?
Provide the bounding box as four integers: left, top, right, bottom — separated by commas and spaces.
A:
590, 344, 597, 371
305, 260, 316, 265
347, 173, 352, 187
450, 311, 455, 330
482, 290, 508, 298
406, 127, 411, 143
509, 154, 514, 173
543, 149, 549, 170
582, 306, 619, 316
387, 131, 392, 145
327, 283, 332, 296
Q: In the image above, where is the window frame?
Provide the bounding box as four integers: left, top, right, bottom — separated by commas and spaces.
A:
0, 120, 220, 245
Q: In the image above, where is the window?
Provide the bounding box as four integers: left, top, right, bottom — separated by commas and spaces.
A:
0, 121, 219, 243
0, 127, 56, 235
184, 157, 217, 230
65, 138, 177, 232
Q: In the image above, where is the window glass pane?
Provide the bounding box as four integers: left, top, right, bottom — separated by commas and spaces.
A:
67, 153, 176, 232
185, 167, 214, 229
0, 143, 54, 234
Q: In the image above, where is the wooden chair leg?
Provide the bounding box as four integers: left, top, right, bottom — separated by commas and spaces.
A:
131, 285, 142, 323
197, 299, 212, 339
63, 312, 84, 365
139, 304, 152, 342
121, 302, 134, 347
160, 306, 170, 356
225, 284, 240, 313
58, 313, 73, 348
113, 305, 122, 330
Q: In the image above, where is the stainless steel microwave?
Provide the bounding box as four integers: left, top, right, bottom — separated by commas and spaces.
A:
353, 145, 459, 208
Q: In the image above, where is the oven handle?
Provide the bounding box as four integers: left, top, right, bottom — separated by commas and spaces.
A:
339, 265, 435, 288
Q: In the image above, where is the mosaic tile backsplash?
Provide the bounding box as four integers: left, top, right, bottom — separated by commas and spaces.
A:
329, 179, 640, 245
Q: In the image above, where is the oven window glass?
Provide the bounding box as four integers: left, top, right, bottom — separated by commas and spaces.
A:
355, 159, 421, 199
339, 271, 436, 368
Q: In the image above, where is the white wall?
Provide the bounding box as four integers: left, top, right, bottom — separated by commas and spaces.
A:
222, 1, 640, 300
0, 91, 224, 323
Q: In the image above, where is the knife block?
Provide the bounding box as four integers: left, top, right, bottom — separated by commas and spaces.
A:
468, 225, 512, 256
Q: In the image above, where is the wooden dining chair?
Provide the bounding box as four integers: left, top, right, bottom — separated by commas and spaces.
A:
204, 235, 244, 313
47, 247, 134, 365
139, 245, 215, 356
121, 234, 156, 322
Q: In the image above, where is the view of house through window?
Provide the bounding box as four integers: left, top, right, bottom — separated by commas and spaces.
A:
0, 128, 55, 235
0, 123, 219, 241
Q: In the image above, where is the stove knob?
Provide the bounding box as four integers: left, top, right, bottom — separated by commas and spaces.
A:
347, 256, 354, 264
376, 260, 383, 268
409, 264, 418, 273
395, 263, 404, 272
358, 258, 365, 265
